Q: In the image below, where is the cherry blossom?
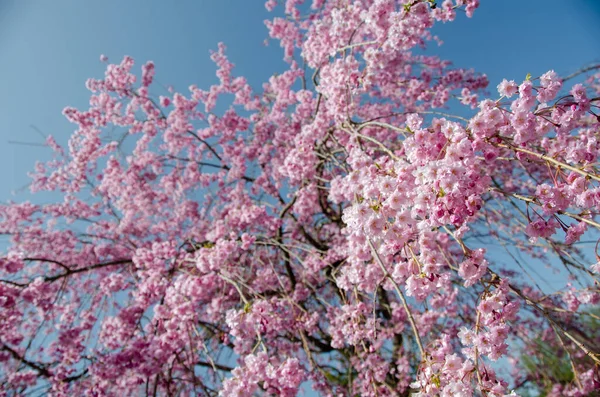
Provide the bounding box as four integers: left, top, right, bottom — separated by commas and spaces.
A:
1, 1, 600, 396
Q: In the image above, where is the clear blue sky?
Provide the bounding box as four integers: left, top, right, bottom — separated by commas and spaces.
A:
1, 1, 599, 201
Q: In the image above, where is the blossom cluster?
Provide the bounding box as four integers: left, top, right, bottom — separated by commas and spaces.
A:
0, 1, 599, 396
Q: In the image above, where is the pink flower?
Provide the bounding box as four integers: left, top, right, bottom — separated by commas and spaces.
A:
159, 96, 171, 107
565, 221, 587, 245
497, 79, 518, 97
525, 218, 558, 239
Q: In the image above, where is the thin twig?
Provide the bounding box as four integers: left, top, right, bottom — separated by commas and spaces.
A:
367, 238, 425, 359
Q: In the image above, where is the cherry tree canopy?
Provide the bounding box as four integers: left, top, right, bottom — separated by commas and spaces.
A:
1, 1, 599, 396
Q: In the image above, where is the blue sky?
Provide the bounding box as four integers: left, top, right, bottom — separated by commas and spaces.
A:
0, 1, 599, 202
